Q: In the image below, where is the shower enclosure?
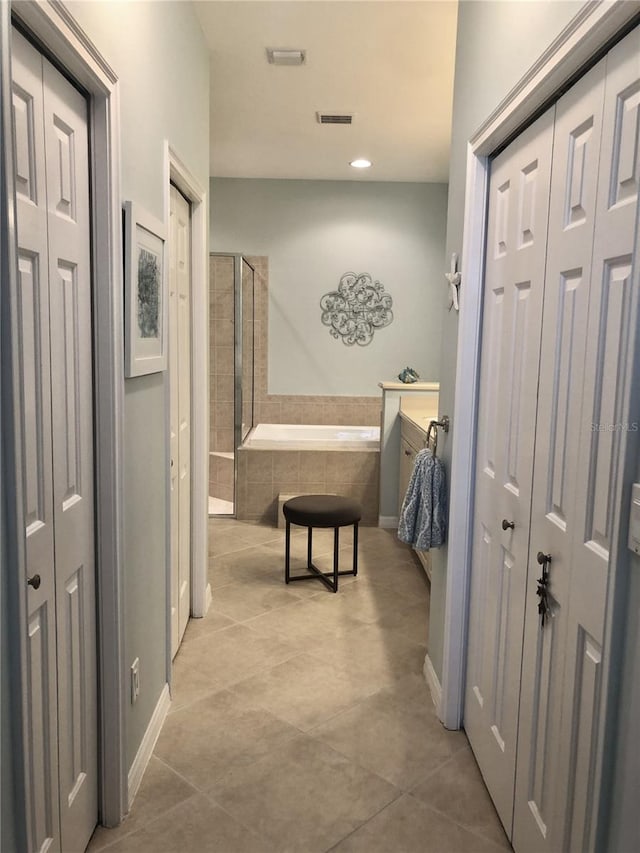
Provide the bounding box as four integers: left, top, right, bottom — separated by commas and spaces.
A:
209, 253, 256, 515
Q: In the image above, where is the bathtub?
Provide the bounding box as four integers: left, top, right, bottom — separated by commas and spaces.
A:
237, 423, 381, 524
243, 423, 380, 451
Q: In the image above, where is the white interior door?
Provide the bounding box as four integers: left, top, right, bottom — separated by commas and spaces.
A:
512, 57, 607, 853
13, 30, 61, 853
464, 109, 554, 836
12, 29, 97, 853
169, 183, 191, 658
560, 33, 639, 851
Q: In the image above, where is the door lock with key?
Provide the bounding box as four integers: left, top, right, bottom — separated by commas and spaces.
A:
536, 551, 552, 627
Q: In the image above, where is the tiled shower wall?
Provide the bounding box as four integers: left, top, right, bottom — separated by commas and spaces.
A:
209, 255, 234, 500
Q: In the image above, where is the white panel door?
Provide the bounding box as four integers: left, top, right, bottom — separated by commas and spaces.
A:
554, 31, 638, 853
169, 184, 191, 658
12, 30, 61, 853
12, 29, 97, 853
513, 58, 607, 853
43, 54, 98, 852
464, 109, 554, 836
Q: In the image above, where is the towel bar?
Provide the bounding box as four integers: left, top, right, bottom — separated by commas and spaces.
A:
426, 415, 450, 457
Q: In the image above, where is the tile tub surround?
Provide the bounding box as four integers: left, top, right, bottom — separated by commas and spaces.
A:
209, 452, 234, 505
236, 448, 380, 524
87, 518, 510, 853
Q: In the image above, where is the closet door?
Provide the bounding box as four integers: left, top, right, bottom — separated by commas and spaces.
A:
12, 30, 61, 853
560, 33, 639, 852
463, 109, 554, 835
512, 58, 607, 853
12, 30, 98, 853
514, 28, 639, 853
43, 54, 98, 850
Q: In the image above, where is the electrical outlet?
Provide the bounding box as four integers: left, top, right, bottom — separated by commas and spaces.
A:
130, 658, 140, 704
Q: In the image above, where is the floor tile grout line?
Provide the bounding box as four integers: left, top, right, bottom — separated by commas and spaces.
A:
404, 792, 511, 851
322, 790, 406, 853
405, 734, 471, 792
88, 786, 203, 851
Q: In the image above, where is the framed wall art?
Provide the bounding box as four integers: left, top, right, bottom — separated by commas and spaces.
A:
124, 201, 167, 377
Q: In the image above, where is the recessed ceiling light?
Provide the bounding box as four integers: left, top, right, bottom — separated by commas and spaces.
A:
350, 159, 372, 169
266, 48, 306, 66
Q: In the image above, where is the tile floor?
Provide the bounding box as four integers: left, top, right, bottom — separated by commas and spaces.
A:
88, 518, 511, 853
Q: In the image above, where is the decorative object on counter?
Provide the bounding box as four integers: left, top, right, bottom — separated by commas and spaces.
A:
398, 366, 420, 384
320, 272, 393, 346
445, 251, 461, 313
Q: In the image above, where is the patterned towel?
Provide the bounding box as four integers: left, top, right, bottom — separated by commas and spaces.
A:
397, 447, 447, 550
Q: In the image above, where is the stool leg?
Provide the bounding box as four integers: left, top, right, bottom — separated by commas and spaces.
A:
353, 522, 359, 576
333, 527, 339, 592
307, 527, 313, 569
285, 521, 291, 583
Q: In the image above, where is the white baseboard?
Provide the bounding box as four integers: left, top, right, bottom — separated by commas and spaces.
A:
423, 653, 442, 715
128, 683, 171, 809
378, 515, 398, 529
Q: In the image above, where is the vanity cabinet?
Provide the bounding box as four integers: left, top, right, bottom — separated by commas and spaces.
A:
398, 413, 431, 581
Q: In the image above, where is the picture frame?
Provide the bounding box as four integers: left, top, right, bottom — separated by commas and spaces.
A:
123, 201, 167, 377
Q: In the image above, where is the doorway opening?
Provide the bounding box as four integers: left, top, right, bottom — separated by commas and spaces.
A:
209, 253, 256, 517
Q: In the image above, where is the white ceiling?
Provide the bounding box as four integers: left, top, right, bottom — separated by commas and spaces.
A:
194, 1, 459, 183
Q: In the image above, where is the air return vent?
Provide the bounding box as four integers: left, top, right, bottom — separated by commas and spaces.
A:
316, 112, 354, 125
266, 48, 306, 66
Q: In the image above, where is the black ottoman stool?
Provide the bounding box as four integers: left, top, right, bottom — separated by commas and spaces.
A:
283, 494, 362, 593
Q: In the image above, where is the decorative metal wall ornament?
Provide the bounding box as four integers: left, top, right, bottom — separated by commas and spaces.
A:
320, 272, 394, 346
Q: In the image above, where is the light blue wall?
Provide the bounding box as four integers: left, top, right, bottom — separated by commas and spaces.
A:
428, 0, 585, 682
210, 178, 448, 396
64, 0, 209, 769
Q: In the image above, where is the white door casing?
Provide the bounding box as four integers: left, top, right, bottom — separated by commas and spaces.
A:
169, 183, 191, 657
463, 109, 555, 836
12, 29, 98, 852
513, 58, 607, 853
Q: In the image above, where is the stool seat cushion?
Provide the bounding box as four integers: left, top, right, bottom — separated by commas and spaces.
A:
283, 494, 361, 528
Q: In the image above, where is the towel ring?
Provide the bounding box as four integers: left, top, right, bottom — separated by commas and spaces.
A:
426, 415, 450, 457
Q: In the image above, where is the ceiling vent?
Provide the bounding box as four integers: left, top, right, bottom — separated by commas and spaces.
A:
266, 48, 306, 66
316, 112, 354, 125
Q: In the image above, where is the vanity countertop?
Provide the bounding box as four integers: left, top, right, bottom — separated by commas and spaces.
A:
399, 395, 440, 435
378, 380, 440, 392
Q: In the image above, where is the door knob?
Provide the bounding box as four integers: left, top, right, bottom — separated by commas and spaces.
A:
27, 574, 41, 590
501, 519, 515, 530
537, 551, 552, 566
